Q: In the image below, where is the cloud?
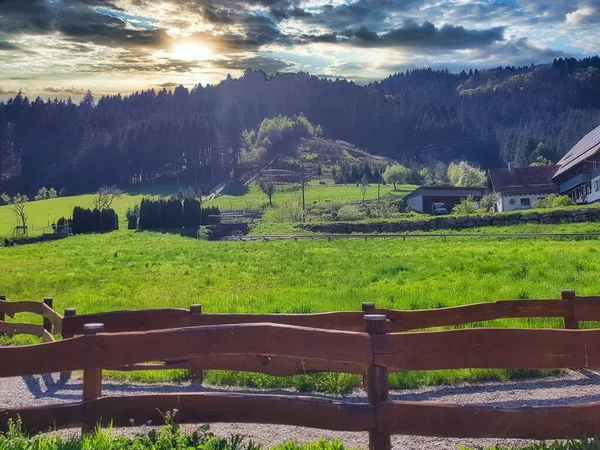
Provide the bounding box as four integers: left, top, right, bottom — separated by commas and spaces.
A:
42, 86, 88, 95
212, 55, 292, 72
566, 0, 600, 23
300, 21, 504, 50
0, 87, 21, 95
0, 41, 21, 51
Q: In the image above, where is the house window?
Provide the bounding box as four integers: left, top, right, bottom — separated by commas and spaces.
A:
520, 198, 531, 207
595, 180, 599, 192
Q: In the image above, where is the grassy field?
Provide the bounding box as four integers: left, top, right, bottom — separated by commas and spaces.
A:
2, 227, 600, 390
205, 182, 415, 210
0, 183, 415, 238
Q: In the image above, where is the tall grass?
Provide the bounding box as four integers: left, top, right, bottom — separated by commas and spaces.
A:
2, 229, 600, 389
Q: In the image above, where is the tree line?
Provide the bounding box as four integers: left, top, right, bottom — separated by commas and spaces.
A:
1, 57, 599, 197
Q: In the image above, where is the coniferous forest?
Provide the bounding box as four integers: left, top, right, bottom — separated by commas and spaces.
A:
1, 56, 600, 196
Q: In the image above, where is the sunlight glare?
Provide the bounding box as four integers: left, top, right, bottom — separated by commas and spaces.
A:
171, 42, 212, 61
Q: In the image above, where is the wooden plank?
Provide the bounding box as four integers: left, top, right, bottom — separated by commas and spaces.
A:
192, 354, 366, 376
378, 400, 600, 439
574, 296, 600, 321
85, 393, 375, 431
92, 324, 372, 370
0, 321, 54, 342
62, 310, 366, 335
0, 338, 86, 377
376, 299, 569, 332
0, 301, 63, 333
0, 403, 84, 433
110, 361, 192, 371
374, 328, 600, 371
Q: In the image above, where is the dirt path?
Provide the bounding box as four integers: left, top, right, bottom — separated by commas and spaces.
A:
2, 370, 599, 449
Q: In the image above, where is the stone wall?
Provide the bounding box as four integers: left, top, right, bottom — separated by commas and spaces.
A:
297, 207, 600, 234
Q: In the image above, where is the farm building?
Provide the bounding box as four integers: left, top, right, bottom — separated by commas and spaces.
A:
487, 163, 558, 212
553, 124, 600, 203
405, 186, 484, 213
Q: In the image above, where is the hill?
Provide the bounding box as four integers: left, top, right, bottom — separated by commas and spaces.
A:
1, 57, 599, 196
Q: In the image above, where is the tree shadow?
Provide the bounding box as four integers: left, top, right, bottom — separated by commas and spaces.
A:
134, 228, 198, 239
221, 183, 249, 197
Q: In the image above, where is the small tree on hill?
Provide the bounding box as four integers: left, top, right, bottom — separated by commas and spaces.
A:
94, 185, 123, 211
383, 165, 411, 190
530, 156, 554, 167
11, 193, 28, 228
359, 174, 369, 204
258, 178, 275, 206
447, 161, 486, 187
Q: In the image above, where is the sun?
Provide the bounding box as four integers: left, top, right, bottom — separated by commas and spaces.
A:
171, 42, 212, 61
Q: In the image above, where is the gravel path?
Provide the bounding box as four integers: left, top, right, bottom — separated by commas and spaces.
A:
2, 370, 600, 449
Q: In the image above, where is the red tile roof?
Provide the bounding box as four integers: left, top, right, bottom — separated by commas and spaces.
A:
488, 165, 559, 194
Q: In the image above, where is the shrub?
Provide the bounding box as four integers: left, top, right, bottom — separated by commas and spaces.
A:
34, 187, 57, 201
366, 201, 401, 219
452, 195, 479, 214
0, 192, 9, 206
533, 194, 574, 209
58, 187, 67, 197
72, 206, 118, 234
183, 198, 202, 227
275, 198, 304, 222
336, 204, 364, 221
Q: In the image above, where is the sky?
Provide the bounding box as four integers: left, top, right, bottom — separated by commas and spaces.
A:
0, 0, 599, 100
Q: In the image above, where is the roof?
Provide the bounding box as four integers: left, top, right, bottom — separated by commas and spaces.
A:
553, 124, 600, 179
404, 186, 484, 200
488, 165, 559, 194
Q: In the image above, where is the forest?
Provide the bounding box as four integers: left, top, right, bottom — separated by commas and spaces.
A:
1, 56, 600, 196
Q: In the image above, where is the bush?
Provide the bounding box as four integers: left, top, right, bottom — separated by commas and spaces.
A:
183, 198, 202, 227
34, 187, 57, 201
58, 187, 67, 197
336, 204, 364, 221
72, 206, 118, 234
452, 195, 479, 214
533, 194, 574, 209
275, 198, 304, 222
0, 192, 8, 206
365, 201, 401, 219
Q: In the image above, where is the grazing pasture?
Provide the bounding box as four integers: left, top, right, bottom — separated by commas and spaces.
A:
2, 229, 600, 390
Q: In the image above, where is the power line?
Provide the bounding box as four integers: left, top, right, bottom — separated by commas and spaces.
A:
373, 134, 496, 160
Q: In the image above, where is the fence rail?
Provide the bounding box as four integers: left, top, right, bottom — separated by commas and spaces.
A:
4, 291, 600, 449
0, 296, 61, 341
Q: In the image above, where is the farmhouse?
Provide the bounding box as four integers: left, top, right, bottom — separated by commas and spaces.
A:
405, 186, 484, 213
487, 163, 558, 212
553, 124, 600, 203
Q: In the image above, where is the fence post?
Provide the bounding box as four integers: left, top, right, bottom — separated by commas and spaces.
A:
83, 323, 104, 434
0, 295, 6, 336
364, 314, 391, 450
60, 308, 77, 380
43, 297, 54, 334
562, 289, 578, 329
189, 304, 204, 383
362, 302, 375, 313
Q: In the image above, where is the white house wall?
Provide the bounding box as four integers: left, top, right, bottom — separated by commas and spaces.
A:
498, 193, 552, 212
406, 195, 424, 212
588, 174, 600, 203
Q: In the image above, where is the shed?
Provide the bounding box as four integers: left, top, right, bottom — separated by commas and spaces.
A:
404, 186, 484, 214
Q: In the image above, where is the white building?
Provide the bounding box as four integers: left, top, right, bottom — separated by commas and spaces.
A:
404, 186, 484, 213
487, 163, 559, 212
552, 124, 600, 203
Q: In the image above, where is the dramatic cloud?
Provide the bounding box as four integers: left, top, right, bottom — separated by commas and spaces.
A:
299, 21, 505, 50
42, 86, 89, 95
0, 0, 595, 98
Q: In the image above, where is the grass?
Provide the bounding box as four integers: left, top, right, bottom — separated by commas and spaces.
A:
0, 183, 415, 238
0, 419, 346, 450
205, 183, 415, 211
3, 228, 600, 390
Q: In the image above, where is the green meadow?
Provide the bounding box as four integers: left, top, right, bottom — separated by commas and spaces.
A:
0, 182, 414, 238
2, 227, 600, 390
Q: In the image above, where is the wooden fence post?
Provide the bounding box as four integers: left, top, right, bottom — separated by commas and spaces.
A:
364, 314, 391, 450
361, 302, 376, 387
562, 289, 578, 330
0, 295, 6, 336
189, 304, 204, 383
43, 297, 54, 334
83, 323, 104, 434
60, 308, 77, 380
362, 302, 375, 313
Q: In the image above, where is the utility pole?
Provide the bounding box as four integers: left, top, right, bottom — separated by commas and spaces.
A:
377, 177, 381, 202
301, 165, 306, 221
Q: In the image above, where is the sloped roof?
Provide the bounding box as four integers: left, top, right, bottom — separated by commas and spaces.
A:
553, 124, 600, 179
488, 165, 559, 194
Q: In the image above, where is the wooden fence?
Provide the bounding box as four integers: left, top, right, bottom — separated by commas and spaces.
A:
4, 291, 600, 449
0, 296, 62, 342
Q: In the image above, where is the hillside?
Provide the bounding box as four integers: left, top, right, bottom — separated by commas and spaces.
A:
1, 57, 600, 196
